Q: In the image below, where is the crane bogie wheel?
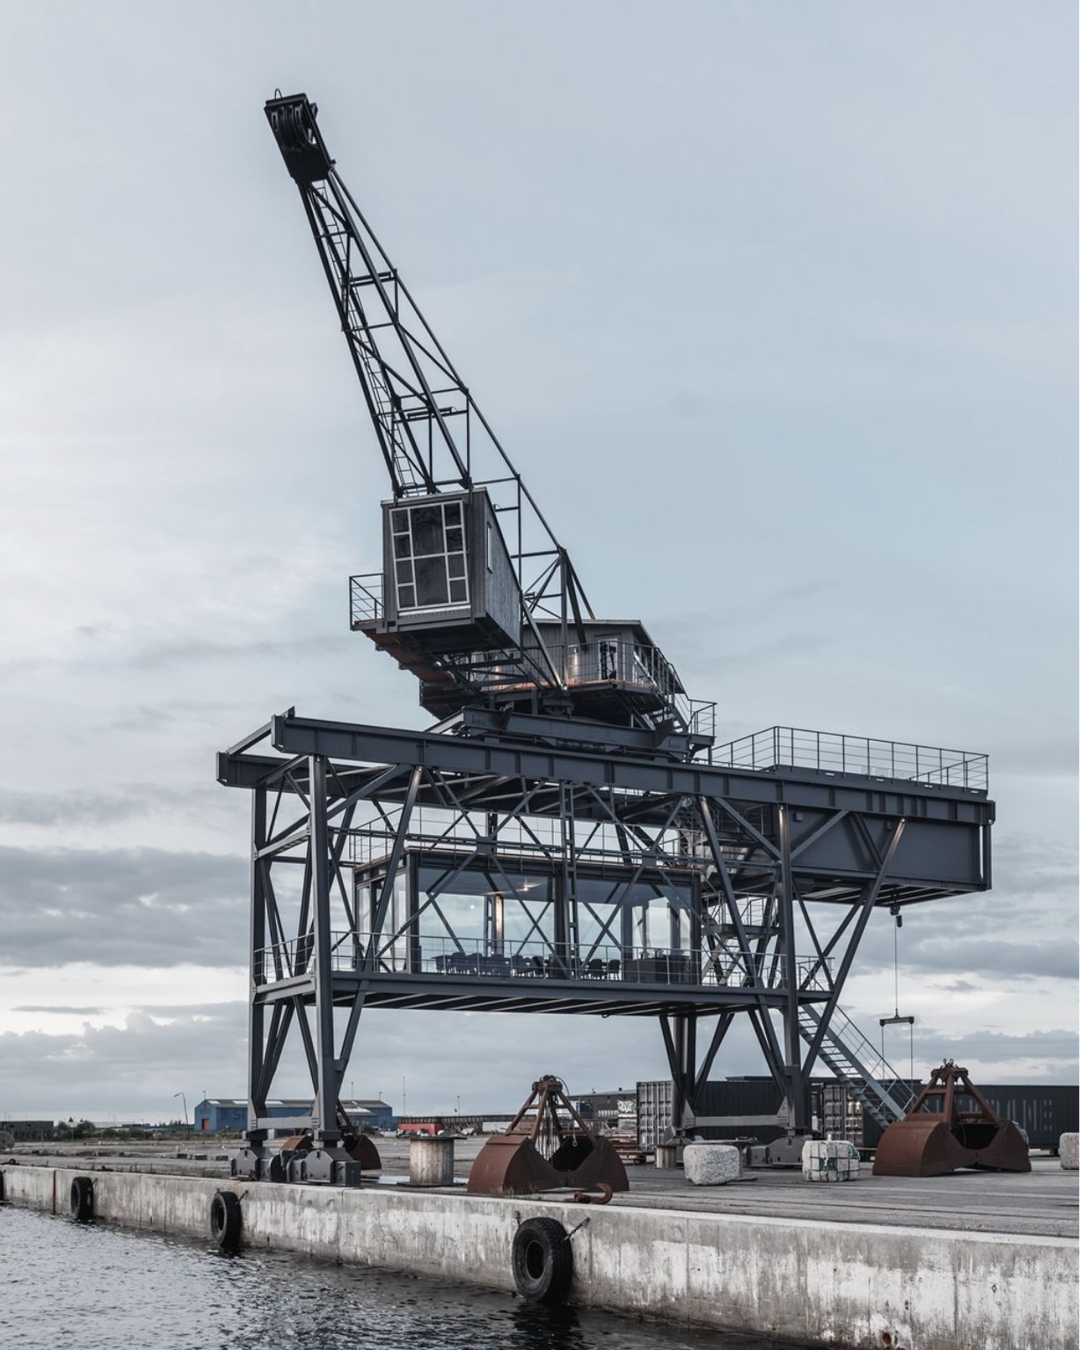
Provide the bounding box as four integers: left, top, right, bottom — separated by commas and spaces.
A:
210, 1190, 243, 1253
69, 1176, 94, 1222
511, 1217, 573, 1304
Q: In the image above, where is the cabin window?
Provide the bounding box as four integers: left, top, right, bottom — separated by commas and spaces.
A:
391, 500, 469, 612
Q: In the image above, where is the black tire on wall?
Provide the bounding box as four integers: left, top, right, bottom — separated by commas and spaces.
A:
70, 1176, 94, 1222
511, 1217, 573, 1304
210, 1190, 242, 1253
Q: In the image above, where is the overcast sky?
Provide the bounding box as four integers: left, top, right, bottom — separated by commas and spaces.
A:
1, 1, 1076, 1123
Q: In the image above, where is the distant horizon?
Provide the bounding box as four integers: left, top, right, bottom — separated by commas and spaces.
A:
9, 1073, 1080, 1128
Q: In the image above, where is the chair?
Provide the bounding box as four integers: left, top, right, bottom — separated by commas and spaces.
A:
587, 959, 605, 980
607, 959, 621, 980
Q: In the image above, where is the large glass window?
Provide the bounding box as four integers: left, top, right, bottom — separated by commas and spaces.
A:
391, 499, 469, 612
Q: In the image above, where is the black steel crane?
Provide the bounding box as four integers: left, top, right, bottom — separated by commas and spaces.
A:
219, 95, 994, 1186
264, 92, 708, 751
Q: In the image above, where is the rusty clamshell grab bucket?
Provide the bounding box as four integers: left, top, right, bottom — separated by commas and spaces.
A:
467, 1074, 629, 1197
873, 1060, 1030, 1177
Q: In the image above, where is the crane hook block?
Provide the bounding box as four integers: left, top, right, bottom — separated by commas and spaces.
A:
265, 92, 334, 185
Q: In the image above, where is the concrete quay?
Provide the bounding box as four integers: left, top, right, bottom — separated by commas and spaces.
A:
2, 1158, 1076, 1350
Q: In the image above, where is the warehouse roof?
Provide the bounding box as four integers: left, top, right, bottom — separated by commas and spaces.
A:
199, 1097, 391, 1112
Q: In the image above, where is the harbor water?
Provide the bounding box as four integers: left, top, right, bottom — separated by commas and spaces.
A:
0, 1206, 801, 1350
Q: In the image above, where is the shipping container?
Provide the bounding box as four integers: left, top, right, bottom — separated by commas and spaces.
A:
636, 1080, 674, 1151
637, 1077, 1075, 1152
862, 1083, 1079, 1151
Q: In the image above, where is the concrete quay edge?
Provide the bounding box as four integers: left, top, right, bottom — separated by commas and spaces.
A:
2, 1163, 1076, 1350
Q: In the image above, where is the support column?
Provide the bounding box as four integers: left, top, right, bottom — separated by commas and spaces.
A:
309, 754, 339, 1144
778, 805, 809, 1132
661, 1013, 699, 1131
246, 787, 268, 1143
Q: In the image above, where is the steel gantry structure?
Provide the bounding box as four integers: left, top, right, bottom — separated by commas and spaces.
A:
221, 95, 994, 1184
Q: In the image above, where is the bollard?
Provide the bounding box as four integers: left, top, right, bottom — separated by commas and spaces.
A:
409, 1132, 457, 1186
1060, 1133, 1079, 1170
654, 1142, 678, 1169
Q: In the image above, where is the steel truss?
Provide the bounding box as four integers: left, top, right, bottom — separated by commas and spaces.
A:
264, 91, 593, 702
220, 712, 992, 1175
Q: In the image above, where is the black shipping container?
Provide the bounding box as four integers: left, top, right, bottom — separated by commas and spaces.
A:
691, 1078, 789, 1144
661, 1078, 1078, 1152
862, 1083, 1079, 1151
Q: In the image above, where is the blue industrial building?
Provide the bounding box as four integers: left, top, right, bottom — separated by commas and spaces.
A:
193, 1098, 394, 1134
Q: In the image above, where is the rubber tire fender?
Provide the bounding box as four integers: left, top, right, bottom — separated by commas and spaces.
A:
210, 1189, 242, 1253
511, 1217, 573, 1304
70, 1176, 94, 1222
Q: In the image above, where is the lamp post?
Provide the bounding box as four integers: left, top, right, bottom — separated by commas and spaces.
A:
173, 1092, 188, 1131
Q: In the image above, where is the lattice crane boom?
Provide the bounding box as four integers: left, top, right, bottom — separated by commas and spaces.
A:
265, 92, 697, 741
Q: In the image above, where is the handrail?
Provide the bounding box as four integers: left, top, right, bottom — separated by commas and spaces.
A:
349, 573, 383, 625
712, 725, 988, 791
254, 930, 828, 992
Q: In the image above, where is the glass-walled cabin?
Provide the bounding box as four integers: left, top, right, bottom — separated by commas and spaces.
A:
353, 852, 703, 986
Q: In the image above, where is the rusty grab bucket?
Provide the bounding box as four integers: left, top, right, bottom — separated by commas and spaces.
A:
337, 1099, 382, 1170
467, 1075, 629, 1197
873, 1060, 1030, 1177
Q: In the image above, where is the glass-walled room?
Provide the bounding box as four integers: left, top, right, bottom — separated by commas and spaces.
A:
355, 853, 703, 986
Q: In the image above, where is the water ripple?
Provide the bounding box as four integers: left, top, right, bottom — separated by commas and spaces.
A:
0, 1206, 796, 1350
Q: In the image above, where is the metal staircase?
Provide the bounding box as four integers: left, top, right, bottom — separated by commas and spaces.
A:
798, 1003, 915, 1128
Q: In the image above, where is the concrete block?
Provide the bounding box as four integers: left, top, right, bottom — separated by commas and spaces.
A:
683, 1142, 740, 1186
802, 1138, 860, 1182
409, 1134, 456, 1186
1059, 1133, 1079, 1170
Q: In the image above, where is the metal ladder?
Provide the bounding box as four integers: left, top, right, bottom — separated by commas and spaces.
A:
798, 1003, 915, 1128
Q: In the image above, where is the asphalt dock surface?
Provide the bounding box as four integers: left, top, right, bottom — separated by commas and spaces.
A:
8, 1137, 1076, 1239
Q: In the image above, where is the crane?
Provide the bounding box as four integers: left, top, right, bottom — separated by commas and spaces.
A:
265, 92, 707, 752
220, 93, 993, 1188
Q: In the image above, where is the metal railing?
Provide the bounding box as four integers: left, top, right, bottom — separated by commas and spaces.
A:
255, 931, 827, 992
711, 726, 988, 791
349, 573, 383, 626
824, 1006, 918, 1116
519, 638, 682, 703
687, 698, 717, 742
348, 818, 708, 872
342, 586, 713, 742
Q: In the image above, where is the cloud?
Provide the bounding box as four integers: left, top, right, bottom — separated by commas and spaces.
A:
910, 938, 1078, 982
0, 844, 247, 967
905, 1026, 1079, 1084
0, 999, 685, 1119
12, 1005, 107, 1016
848, 832, 1078, 985
0, 1008, 248, 1119
0, 786, 205, 828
